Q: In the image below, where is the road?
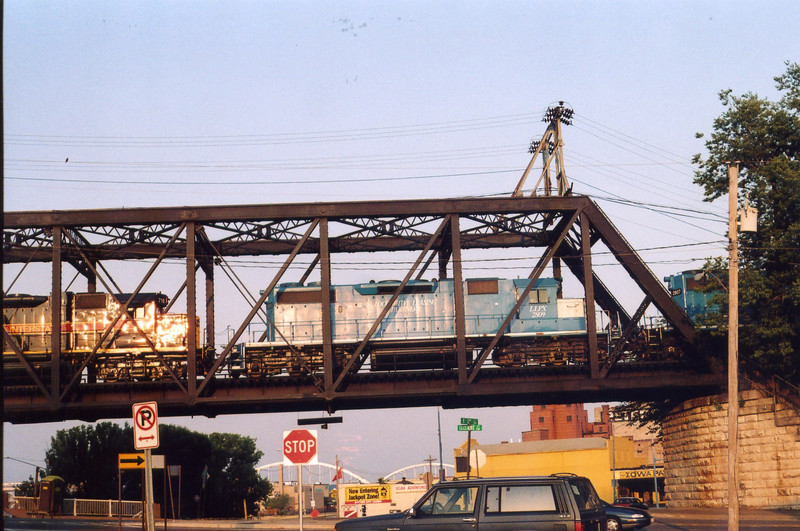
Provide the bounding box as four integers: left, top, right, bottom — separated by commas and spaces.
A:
648, 507, 800, 530
5, 508, 800, 530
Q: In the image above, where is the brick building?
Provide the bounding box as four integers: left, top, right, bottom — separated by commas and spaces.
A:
522, 403, 612, 441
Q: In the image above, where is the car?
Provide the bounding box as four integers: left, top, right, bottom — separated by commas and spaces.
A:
603, 500, 653, 530
613, 497, 649, 510
334, 474, 606, 530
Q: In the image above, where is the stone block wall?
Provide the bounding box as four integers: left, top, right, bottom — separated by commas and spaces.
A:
662, 389, 800, 508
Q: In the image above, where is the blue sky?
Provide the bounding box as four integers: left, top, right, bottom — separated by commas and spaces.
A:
3, 1, 799, 484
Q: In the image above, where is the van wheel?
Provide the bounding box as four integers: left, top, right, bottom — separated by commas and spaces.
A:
607, 516, 621, 531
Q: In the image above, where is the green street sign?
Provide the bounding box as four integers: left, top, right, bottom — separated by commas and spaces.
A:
457, 424, 483, 431
460, 417, 479, 425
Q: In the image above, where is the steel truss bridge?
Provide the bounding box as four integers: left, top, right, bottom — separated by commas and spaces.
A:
3, 195, 725, 424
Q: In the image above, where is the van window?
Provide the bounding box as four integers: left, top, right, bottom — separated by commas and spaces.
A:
485, 485, 558, 513
418, 486, 478, 515
568, 478, 602, 510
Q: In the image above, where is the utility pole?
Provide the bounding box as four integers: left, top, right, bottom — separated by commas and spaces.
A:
512, 101, 573, 198
424, 455, 436, 489
727, 162, 740, 531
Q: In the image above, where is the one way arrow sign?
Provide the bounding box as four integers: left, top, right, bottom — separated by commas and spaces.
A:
119, 453, 165, 469
119, 453, 146, 469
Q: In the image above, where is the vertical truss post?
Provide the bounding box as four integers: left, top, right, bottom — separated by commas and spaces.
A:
467, 209, 582, 383
87, 258, 97, 293
331, 216, 452, 393
319, 219, 334, 395
186, 223, 198, 399
203, 257, 215, 354
450, 215, 467, 384
580, 213, 599, 378
50, 226, 62, 408
197, 219, 320, 396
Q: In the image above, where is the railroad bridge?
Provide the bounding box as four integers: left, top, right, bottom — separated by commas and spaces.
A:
3, 195, 726, 424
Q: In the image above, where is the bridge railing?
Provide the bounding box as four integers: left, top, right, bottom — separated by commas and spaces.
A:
64, 498, 142, 517
741, 356, 800, 411
10, 496, 38, 513
11, 496, 142, 517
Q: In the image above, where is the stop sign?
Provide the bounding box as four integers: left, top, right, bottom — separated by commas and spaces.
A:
283, 429, 318, 465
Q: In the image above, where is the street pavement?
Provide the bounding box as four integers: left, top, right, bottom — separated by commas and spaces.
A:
5, 507, 800, 530
648, 507, 800, 530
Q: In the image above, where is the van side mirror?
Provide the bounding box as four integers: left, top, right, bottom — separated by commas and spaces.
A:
408, 507, 416, 518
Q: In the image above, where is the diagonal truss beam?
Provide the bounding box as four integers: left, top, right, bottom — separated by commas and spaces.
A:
59, 224, 187, 401
467, 207, 583, 383
330, 215, 452, 394
61, 229, 189, 393
2, 326, 52, 400
197, 219, 320, 397
599, 295, 653, 378
581, 202, 695, 343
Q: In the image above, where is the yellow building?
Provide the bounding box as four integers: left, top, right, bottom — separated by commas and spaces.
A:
454, 436, 663, 503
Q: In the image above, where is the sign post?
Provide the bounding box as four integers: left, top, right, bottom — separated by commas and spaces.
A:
458, 418, 480, 479
283, 429, 318, 531
133, 402, 159, 531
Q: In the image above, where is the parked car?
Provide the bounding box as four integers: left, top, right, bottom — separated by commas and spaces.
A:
613, 497, 649, 510
603, 500, 653, 530
334, 474, 606, 530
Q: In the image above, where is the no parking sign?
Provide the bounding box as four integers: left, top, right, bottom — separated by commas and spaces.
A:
133, 401, 160, 450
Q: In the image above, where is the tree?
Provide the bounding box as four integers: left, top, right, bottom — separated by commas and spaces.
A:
205, 432, 272, 518
14, 476, 38, 497
616, 63, 800, 435
265, 492, 294, 515
693, 60, 800, 385
44, 422, 133, 499
40, 422, 271, 519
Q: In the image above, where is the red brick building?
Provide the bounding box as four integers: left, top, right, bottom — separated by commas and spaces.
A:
522, 404, 612, 441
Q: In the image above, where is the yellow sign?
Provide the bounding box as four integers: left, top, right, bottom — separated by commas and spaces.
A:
344, 485, 392, 504
119, 453, 146, 469
615, 468, 664, 480
118, 453, 165, 469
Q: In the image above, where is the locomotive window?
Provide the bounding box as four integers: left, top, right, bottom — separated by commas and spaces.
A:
528, 289, 548, 304
74, 293, 108, 309
467, 279, 498, 295
276, 290, 336, 304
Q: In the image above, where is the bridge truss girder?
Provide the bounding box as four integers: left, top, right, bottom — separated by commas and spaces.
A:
3, 196, 719, 423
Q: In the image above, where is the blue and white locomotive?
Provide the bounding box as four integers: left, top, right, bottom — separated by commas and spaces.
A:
229, 277, 591, 377
663, 270, 721, 324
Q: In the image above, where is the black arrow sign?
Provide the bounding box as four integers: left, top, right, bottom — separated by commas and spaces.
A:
120, 455, 145, 466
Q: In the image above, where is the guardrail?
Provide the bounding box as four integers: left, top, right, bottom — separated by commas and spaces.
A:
11, 496, 142, 517
10, 496, 38, 513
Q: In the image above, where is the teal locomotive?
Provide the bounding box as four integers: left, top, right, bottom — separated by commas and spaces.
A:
230, 277, 593, 377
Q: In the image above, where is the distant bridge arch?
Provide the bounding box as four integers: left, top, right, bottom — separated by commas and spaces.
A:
383, 462, 455, 482
257, 461, 369, 484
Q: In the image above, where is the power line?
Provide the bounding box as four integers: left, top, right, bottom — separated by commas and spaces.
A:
4, 111, 546, 148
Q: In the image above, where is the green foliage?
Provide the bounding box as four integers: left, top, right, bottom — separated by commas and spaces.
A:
265, 492, 294, 515
156, 424, 213, 518
39, 422, 271, 519
621, 63, 800, 436
693, 61, 800, 385
205, 432, 272, 518
44, 422, 133, 499
610, 401, 679, 440
14, 476, 38, 497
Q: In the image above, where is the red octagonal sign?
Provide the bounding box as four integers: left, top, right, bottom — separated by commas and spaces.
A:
283, 429, 318, 465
